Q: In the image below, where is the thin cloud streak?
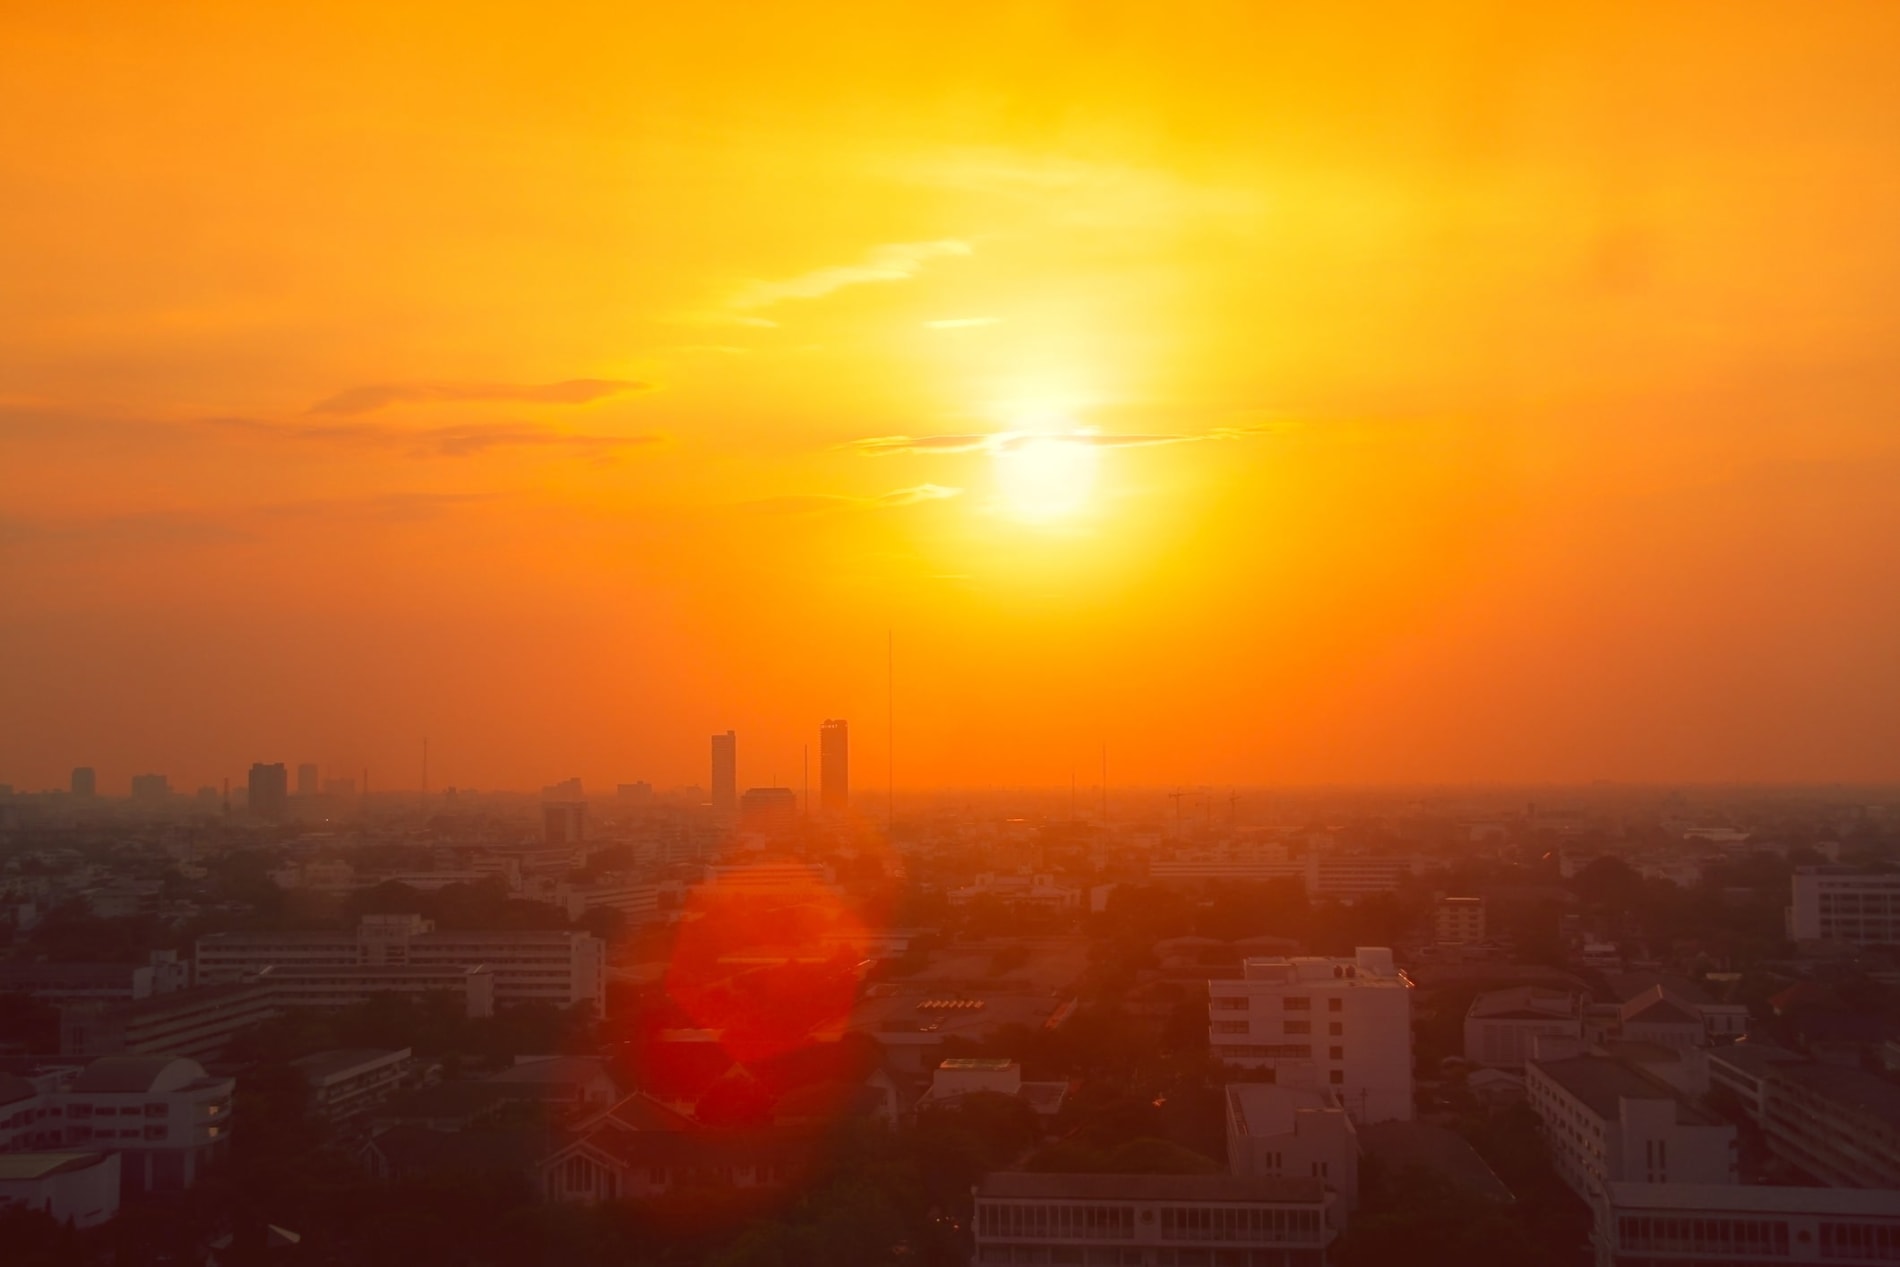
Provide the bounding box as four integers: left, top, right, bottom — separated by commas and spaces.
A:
309, 378, 649, 415
205, 417, 662, 461
740, 483, 964, 516
846, 426, 1274, 457
728, 240, 972, 311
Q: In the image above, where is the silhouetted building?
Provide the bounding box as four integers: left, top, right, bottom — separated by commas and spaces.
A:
819, 719, 848, 813
739, 786, 797, 827
247, 762, 288, 821
542, 778, 586, 845
617, 781, 653, 807
296, 762, 319, 796
70, 766, 96, 797
129, 773, 170, 802
711, 731, 736, 818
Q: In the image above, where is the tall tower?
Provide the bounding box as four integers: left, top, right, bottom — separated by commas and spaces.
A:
819, 720, 848, 814
247, 762, 289, 821
296, 763, 319, 797
711, 731, 736, 819
69, 767, 96, 798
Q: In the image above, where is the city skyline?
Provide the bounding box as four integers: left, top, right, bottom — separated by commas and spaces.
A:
6, 5, 1900, 793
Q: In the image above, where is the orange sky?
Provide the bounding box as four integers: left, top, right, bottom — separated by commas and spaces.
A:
4, 2, 1900, 793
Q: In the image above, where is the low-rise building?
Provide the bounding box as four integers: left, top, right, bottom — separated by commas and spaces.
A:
913, 1058, 1067, 1119
292, 1048, 416, 1125
60, 984, 280, 1061
1464, 987, 1584, 1068
0, 1152, 119, 1228
1526, 1054, 1737, 1203
61, 1057, 232, 1196
1434, 897, 1486, 947
252, 963, 496, 1018
1224, 1083, 1358, 1205
1756, 1062, 1900, 1190
971, 1171, 1336, 1266
1593, 1182, 1900, 1267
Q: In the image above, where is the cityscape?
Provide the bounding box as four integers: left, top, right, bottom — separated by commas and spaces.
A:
6, 3, 1900, 1266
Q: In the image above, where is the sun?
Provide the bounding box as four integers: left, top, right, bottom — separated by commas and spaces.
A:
994, 434, 1098, 522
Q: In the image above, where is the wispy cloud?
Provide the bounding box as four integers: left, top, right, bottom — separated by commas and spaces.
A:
741, 483, 964, 516
309, 378, 648, 416
205, 417, 661, 462
0, 491, 494, 548
845, 426, 1273, 457
925, 317, 1002, 329
728, 240, 972, 312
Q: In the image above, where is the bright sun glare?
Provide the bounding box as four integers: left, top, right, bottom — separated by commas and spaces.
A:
994, 434, 1098, 522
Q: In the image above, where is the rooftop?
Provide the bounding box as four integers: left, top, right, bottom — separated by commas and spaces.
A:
70, 1056, 217, 1095
1225, 1083, 1344, 1138
291, 1048, 410, 1083
978, 1172, 1328, 1204
1466, 986, 1579, 1021
1530, 1056, 1720, 1125
0, 1152, 115, 1181
1770, 1063, 1900, 1130
1357, 1121, 1513, 1203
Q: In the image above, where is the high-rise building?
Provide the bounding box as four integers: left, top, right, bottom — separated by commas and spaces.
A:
542, 778, 586, 846
711, 731, 736, 818
739, 786, 797, 827
70, 767, 96, 798
129, 774, 170, 802
819, 719, 848, 813
1787, 866, 1900, 945
247, 763, 289, 821
296, 763, 319, 796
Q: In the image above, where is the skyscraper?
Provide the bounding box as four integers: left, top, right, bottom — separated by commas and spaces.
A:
130, 773, 170, 801
711, 731, 736, 818
296, 763, 319, 796
70, 766, 96, 797
819, 719, 848, 814
248, 762, 289, 821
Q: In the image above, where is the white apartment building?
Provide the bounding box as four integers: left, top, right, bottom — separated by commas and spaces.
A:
1464, 987, 1584, 1068
1594, 1183, 1900, 1267
1787, 867, 1900, 945
252, 963, 496, 1018
1434, 897, 1486, 946
196, 914, 606, 1015
61, 1057, 233, 1196
972, 1172, 1335, 1267
1526, 1055, 1737, 1204
1224, 1083, 1358, 1208
1208, 949, 1413, 1124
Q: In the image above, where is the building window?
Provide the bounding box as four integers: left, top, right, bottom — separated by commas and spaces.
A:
1284, 1021, 1310, 1035
1329, 1070, 1344, 1085
1329, 1047, 1344, 1060
1214, 1021, 1250, 1035
1283, 997, 1311, 1011
1329, 1022, 1343, 1036
1328, 998, 1342, 1012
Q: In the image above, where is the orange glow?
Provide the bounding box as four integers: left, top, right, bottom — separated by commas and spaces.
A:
4, 3, 1900, 789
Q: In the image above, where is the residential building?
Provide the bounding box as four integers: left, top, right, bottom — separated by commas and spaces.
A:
0, 951, 189, 1007
537, 1092, 812, 1204
70, 768, 96, 798
0, 1152, 119, 1228
292, 1048, 416, 1125
543, 780, 586, 847
253, 963, 496, 1018
1224, 1083, 1358, 1206
1593, 1182, 1900, 1267
1756, 1062, 1900, 1190
1787, 867, 1900, 945
819, 719, 848, 814
971, 1172, 1336, 1266
61, 1057, 233, 1196
1464, 987, 1584, 1068
196, 915, 606, 1015
60, 984, 281, 1060
296, 763, 318, 796
1207, 949, 1413, 1123
913, 1058, 1068, 1119
1434, 896, 1486, 946
1526, 1054, 1737, 1204
129, 774, 170, 802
